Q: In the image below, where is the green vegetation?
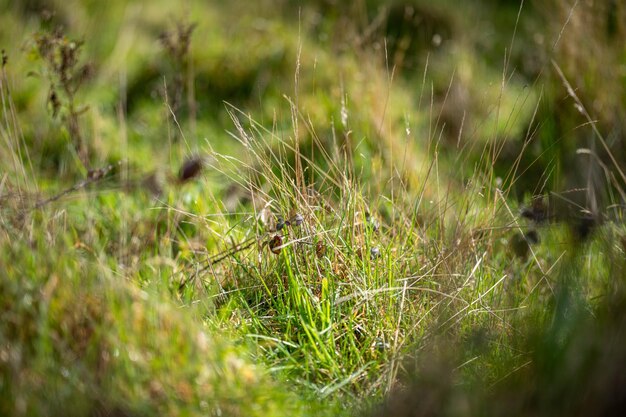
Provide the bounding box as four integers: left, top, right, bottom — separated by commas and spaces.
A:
1, 0, 625, 416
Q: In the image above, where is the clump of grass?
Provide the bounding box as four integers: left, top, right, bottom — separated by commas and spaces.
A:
170, 100, 526, 409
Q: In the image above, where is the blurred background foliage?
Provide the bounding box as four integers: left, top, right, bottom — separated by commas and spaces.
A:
1, 0, 624, 200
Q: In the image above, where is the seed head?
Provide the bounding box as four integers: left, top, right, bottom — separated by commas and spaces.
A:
178, 156, 204, 183
269, 235, 283, 255
290, 213, 304, 227
275, 216, 286, 231
315, 241, 326, 259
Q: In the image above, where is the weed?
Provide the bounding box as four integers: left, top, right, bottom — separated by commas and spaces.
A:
31, 26, 93, 168
159, 19, 197, 135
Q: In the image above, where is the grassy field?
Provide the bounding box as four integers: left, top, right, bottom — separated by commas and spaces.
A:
1, 0, 626, 416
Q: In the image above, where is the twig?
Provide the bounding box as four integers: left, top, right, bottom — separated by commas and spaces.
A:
29, 162, 121, 212
177, 235, 261, 291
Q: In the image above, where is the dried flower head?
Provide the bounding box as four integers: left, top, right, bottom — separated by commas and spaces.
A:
275, 216, 286, 231
178, 156, 204, 183
524, 229, 540, 245
269, 235, 283, 255
315, 241, 326, 259
290, 213, 304, 227
366, 211, 380, 232
521, 195, 548, 224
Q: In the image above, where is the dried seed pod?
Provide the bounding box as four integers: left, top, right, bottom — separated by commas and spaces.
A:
370, 246, 381, 260
315, 241, 326, 259
520, 195, 548, 224
268, 235, 283, 255
48, 89, 60, 117
290, 213, 304, 227
353, 324, 366, 342
510, 232, 530, 259
178, 156, 204, 183
574, 213, 596, 241
365, 211, 380, 232
373, 338, 389, 352
275, 216, 286, 231
524, 229, 540, 245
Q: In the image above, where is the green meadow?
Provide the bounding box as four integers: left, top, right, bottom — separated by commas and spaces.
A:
1, 1, 625, 416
